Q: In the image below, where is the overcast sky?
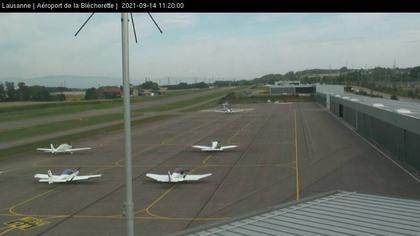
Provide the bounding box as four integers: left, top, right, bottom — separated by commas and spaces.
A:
1, 13, 420, 86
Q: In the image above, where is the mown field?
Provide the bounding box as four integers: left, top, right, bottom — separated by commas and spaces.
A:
0, 87, 240, 156
0, 89, 205, 122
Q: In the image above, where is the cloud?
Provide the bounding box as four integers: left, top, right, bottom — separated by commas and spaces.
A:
1, 13, 420, 86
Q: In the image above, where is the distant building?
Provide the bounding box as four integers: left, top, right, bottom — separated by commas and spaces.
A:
159, 87, 168, 95
274, 80, 300, 86
97, 86, 121, 98
269, 81, 315, 96
130, 86, 139, 96
139, 89, 155, 96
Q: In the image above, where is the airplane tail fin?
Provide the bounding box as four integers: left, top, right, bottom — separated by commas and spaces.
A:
50, 144, 55, 153
47, 170, 53, 184
167, 171, 171, 183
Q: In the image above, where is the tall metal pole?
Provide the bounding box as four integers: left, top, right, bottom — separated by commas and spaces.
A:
121, 13, 134, 236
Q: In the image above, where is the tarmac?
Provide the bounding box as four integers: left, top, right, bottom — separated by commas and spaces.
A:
0, 102, 419, 236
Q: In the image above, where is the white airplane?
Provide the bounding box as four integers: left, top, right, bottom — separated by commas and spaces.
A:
213, 104, 250, 114
192, 141, 238, 152
36, 144, 91, 154
34, 168, 102, 184
146, 168, 212, 183
220, 103, 237, 113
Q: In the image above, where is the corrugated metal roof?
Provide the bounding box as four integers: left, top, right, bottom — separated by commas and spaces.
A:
316, 84, 420, 120
178, 191, 420, 236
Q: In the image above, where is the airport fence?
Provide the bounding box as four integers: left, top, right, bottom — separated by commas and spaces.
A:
317, 93, 420, 171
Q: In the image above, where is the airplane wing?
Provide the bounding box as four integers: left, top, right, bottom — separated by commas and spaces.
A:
67, 147, 91, 152
212, 110, 227, 113
38, 178, 67, 183
145, 173, 170, 182
230, 109, 242, 113
192, 145, 210, 150
35, 173, 66, 183
36, 148, 52, 152
72, 174, 102, 181
230, 108, 253, 113
221, 145, 238, 150
34, 174, 49, 179
183, 173, 212, 181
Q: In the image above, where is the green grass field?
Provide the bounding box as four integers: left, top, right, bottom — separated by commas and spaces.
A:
0, 114, 173, 158
0, 88, 236, 143
0, 89, 204, 123
140, 88, 234, 112
0, 113, 124, 143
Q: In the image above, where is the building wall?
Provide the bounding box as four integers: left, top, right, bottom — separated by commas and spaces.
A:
270, 87, 295, 95
318, 93, 420, 171
270, 85, 315, 96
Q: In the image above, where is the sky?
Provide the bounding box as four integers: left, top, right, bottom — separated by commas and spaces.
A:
1, 13, 420, 87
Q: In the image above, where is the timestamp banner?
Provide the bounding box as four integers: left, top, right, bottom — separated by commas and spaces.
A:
0, 0, 419, 12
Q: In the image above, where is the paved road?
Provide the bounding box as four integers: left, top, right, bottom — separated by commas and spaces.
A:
0, 102, 419, 236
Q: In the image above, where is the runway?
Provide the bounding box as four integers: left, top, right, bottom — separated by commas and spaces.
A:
0, 102, 419, 235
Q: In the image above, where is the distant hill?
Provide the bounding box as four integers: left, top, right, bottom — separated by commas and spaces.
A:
253, 66, 420, 85
3, 75, 121, 89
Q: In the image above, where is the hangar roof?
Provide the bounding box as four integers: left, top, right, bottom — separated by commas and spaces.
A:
176, 191, 420, 236
317, 84, 420, 120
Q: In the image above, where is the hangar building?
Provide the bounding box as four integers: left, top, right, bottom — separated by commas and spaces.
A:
269, 81, 316, 96
315, 85, 420, 172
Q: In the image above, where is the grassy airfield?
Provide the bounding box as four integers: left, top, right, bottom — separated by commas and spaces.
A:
0, 89, 202, 122
0, 87, 240, 157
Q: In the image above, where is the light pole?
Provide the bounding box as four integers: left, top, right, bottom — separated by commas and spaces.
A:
121, 13, 134, 236
75, 12, 162, 236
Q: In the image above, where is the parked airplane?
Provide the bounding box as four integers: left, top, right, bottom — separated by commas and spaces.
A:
192, 141, 238, 152
36, 144, 91, 154
146, 168, 212, 183
201, 102, 252, 114
34, 168, 101, 184
220, 103, 237, 113
214, 104, 250, 114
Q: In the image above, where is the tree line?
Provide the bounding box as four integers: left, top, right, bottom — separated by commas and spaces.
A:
166, 82, 210, 90
0, 82, 65, 102
253, 66, 420, 99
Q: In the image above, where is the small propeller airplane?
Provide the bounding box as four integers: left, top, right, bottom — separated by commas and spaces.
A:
36, 144, 91, 154
146, 168, 212, 183
201, 102, 252, 114
192, 141, 238, 152
217, 103, 239, 114
34, 168, 102, 184
213, 103, 253, 114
